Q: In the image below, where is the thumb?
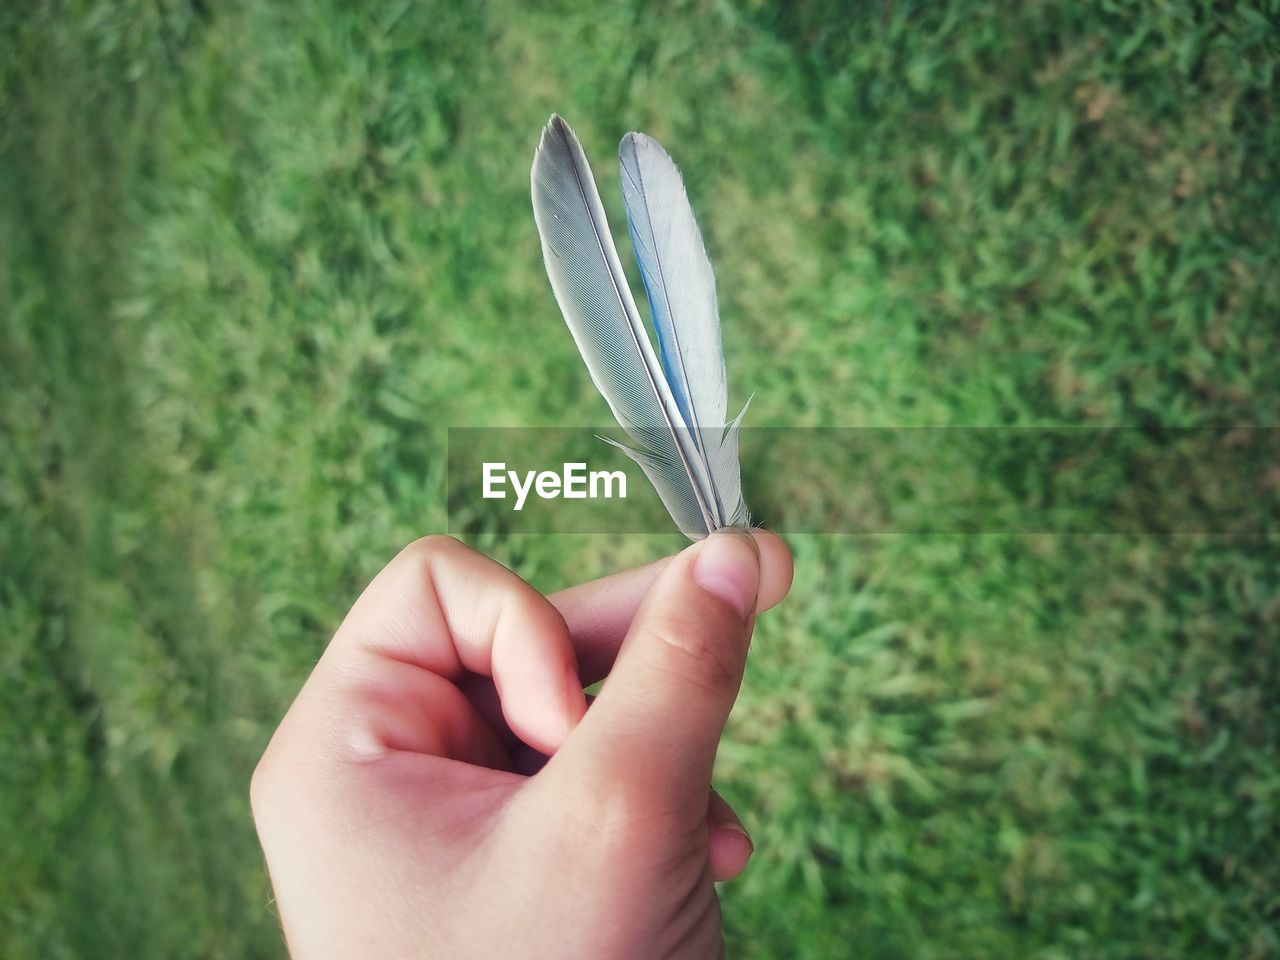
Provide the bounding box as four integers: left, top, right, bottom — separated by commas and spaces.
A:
553, 528, 761, 819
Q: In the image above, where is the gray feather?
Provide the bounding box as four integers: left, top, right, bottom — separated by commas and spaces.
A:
531, 115, 748, 537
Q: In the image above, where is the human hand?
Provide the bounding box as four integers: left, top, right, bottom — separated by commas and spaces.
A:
251, 529, 793, 958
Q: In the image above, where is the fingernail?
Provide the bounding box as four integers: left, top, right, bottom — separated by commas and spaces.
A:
692, 528, 760, 620
719, 818, 754, 852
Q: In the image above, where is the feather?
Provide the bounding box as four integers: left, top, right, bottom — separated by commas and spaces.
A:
530, 115, 749, 538
618, 132, 749, 529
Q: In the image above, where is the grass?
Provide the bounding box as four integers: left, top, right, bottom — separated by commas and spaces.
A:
2, 1, 1278, 956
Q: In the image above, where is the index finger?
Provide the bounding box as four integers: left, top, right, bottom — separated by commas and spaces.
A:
269, 536, 588, 769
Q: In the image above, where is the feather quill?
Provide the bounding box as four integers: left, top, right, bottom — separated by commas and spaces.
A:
531, 115, 748, 538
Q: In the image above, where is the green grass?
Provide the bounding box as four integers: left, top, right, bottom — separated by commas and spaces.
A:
3, 1, 1278, 956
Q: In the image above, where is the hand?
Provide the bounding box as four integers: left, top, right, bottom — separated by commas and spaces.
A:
251, 529, 793, 958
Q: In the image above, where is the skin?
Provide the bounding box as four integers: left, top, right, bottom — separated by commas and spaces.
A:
251, 528, 794, 959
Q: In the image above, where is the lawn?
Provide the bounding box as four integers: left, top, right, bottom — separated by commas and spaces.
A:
2, 1, 1278, 957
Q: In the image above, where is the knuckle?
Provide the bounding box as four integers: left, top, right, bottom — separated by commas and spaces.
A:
397, 534, 463, 569
248, 747, 281, 821
499, 584, 544, 621
248, 726, 305, 826
640, 609, 745, 695
499, 586, 565, 638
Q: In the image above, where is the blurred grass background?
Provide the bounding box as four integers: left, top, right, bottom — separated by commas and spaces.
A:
2, 1, 1279, 956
